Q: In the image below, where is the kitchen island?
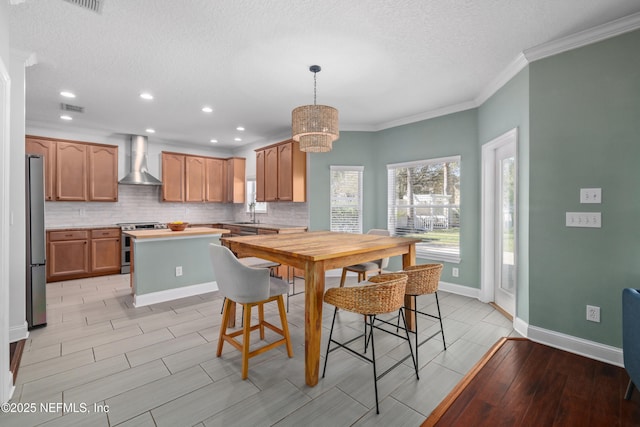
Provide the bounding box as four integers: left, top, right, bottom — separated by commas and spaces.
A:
124, 227, 229, 307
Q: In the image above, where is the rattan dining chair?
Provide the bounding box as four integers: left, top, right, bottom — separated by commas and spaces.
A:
398, 263, 445, 368
209, 244, 293, 380
322, 273, 419, 414
339, 229, 390, 287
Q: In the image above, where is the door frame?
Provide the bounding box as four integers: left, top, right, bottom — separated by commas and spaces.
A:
480, 128, 518, 312
0, 55, 13, 403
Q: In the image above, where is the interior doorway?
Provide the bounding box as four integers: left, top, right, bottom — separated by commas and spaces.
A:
481, 128, 518, 318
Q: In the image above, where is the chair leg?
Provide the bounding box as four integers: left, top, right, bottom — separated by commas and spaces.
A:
276, 295, 294, 357
413, 296, 419, 368
400, 307, 419, 379
339, 268, 347, 287
322, 308, 339, 378
369, 314, 380, 415
258, 303, 265, 340
241, 303, 252, 380
625, 379, 635, 400
217, 298, 232, 357
435, 292, 446, 350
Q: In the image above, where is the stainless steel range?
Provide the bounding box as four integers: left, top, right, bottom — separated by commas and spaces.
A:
118, 222, 167, 273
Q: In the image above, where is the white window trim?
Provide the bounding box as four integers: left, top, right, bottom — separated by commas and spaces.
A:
387, 156, 461, 263
330, 165, 364, 234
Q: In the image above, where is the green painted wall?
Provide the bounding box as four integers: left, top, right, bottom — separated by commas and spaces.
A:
478, 67, 530, 321
529, 29, 640, 346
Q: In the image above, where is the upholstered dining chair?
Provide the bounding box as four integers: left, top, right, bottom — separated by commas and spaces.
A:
623, 288, 640, 399
339, 229, 390, 287
209, 244, 293, 379
322, 273, 419, 414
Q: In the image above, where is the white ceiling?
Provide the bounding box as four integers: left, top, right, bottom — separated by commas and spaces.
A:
9, 0, 640, 149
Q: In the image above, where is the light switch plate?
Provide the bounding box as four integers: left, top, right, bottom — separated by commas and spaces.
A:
566, 212, 601, 228
580, 188, 601, 204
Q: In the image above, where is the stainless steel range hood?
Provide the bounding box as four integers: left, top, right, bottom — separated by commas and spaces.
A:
118, 135, 162, 186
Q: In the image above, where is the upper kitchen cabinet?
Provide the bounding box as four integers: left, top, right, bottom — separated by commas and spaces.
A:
161, 152, 244, 203
161, 152, 185, 202
205, 157, 225, 202
225, 157, 246, 203
255, 139, 306, 202
25, 136, 56, 200
185, 155, 206, 202
88, 144, 118, 201
25, 136, 118, 202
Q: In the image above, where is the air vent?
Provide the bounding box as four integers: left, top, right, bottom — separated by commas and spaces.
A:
60, 103, 84, 113
62, 0, 104, 14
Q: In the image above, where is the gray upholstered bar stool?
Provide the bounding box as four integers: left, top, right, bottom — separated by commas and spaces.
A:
209, 244, 293, 379
339, 229, 390, 287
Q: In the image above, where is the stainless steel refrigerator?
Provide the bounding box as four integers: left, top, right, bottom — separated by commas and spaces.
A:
26, 154, 46, 328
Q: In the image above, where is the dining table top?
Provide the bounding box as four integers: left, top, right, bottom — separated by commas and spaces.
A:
220, 230, 422, 262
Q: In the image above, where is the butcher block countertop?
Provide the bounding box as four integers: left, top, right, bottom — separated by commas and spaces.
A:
123, 227, 229, 239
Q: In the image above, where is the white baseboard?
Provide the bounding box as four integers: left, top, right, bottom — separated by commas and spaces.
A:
134, 282, 219, 308
513, 318, 623, 367
9, 322, 28, 343
438, 281, 481, 299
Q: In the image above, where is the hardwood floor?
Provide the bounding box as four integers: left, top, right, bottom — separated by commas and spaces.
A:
425, 338, 640, 427
2, 273, 517, 426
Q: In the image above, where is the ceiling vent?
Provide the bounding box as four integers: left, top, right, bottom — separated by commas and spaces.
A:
62, 0, 104, 14
60, 103, 84, 113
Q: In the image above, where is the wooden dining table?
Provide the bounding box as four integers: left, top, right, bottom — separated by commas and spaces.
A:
221, 230, 422, 387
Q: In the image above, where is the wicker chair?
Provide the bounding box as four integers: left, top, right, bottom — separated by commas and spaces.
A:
209, 244, 293, 380
339, 229, 390, 287
399, 263, 445, 367
322, 273, 418, 414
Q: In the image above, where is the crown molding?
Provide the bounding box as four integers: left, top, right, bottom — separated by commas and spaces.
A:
524, 11, 640, 62
475, 53, 529, 107
375, 100, 478, 131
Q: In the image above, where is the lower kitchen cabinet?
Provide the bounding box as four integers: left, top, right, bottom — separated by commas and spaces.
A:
47, 228, 121, 282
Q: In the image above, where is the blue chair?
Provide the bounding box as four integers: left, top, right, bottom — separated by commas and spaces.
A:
623, 288, 640, 399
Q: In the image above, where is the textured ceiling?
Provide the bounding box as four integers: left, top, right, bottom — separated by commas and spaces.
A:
9, 0, 640, 148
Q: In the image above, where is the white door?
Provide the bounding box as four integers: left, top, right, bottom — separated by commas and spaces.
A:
494, 143, 516, 315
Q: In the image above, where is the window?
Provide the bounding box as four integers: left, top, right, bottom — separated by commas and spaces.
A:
245, 179, 267, 213
387, 156, 461, 262
330, 166, 363, 234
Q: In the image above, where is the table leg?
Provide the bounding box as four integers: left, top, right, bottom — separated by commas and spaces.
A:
403, 245, 417, 331
305, 261, 325, 386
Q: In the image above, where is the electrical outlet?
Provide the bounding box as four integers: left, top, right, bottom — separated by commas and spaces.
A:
586, 305, 600, 322
452, 267, 459, 277
175, 266, 183, 277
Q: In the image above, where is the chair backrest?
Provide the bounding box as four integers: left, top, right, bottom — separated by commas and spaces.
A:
324, 273, 407, 315
403, 263, 443, 295
367, 228, 391, 269
209, 244, 271, 303
623, 288, 640, 386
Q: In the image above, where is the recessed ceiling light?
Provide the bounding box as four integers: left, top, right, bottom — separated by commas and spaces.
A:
145, 128, 155, 133
236, 126, 245, 131
202, 106, 213, 113
140, 92, 154, 100
60, 115, 73, 121
234, 137, 242, 142
210, 139, 218, 143
60, 91, 76, 98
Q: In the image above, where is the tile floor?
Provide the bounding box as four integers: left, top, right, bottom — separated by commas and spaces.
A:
2, 273, 517, 427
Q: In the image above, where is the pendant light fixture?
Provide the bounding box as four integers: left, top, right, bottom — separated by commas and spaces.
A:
292, 65, 339, 153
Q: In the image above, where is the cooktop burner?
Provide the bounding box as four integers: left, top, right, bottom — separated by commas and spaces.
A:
117, 222, 167, 231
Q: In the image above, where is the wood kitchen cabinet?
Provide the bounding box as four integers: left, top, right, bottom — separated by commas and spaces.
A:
161, 152, 185, 202
185, 155, 206, 202
25, 135, 118, 202
205, 157, 225, 202
47, 228, 121, 282
88, 145, 118, 201
162, 152, 244, 203
47, 230, 90, 281
225, 157, 246, 203
255, 139, 306, 202
25, 136, 56, 201
90, 228, 121, 274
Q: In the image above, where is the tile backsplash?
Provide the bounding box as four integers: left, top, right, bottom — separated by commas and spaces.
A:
45, 185, 309, 228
